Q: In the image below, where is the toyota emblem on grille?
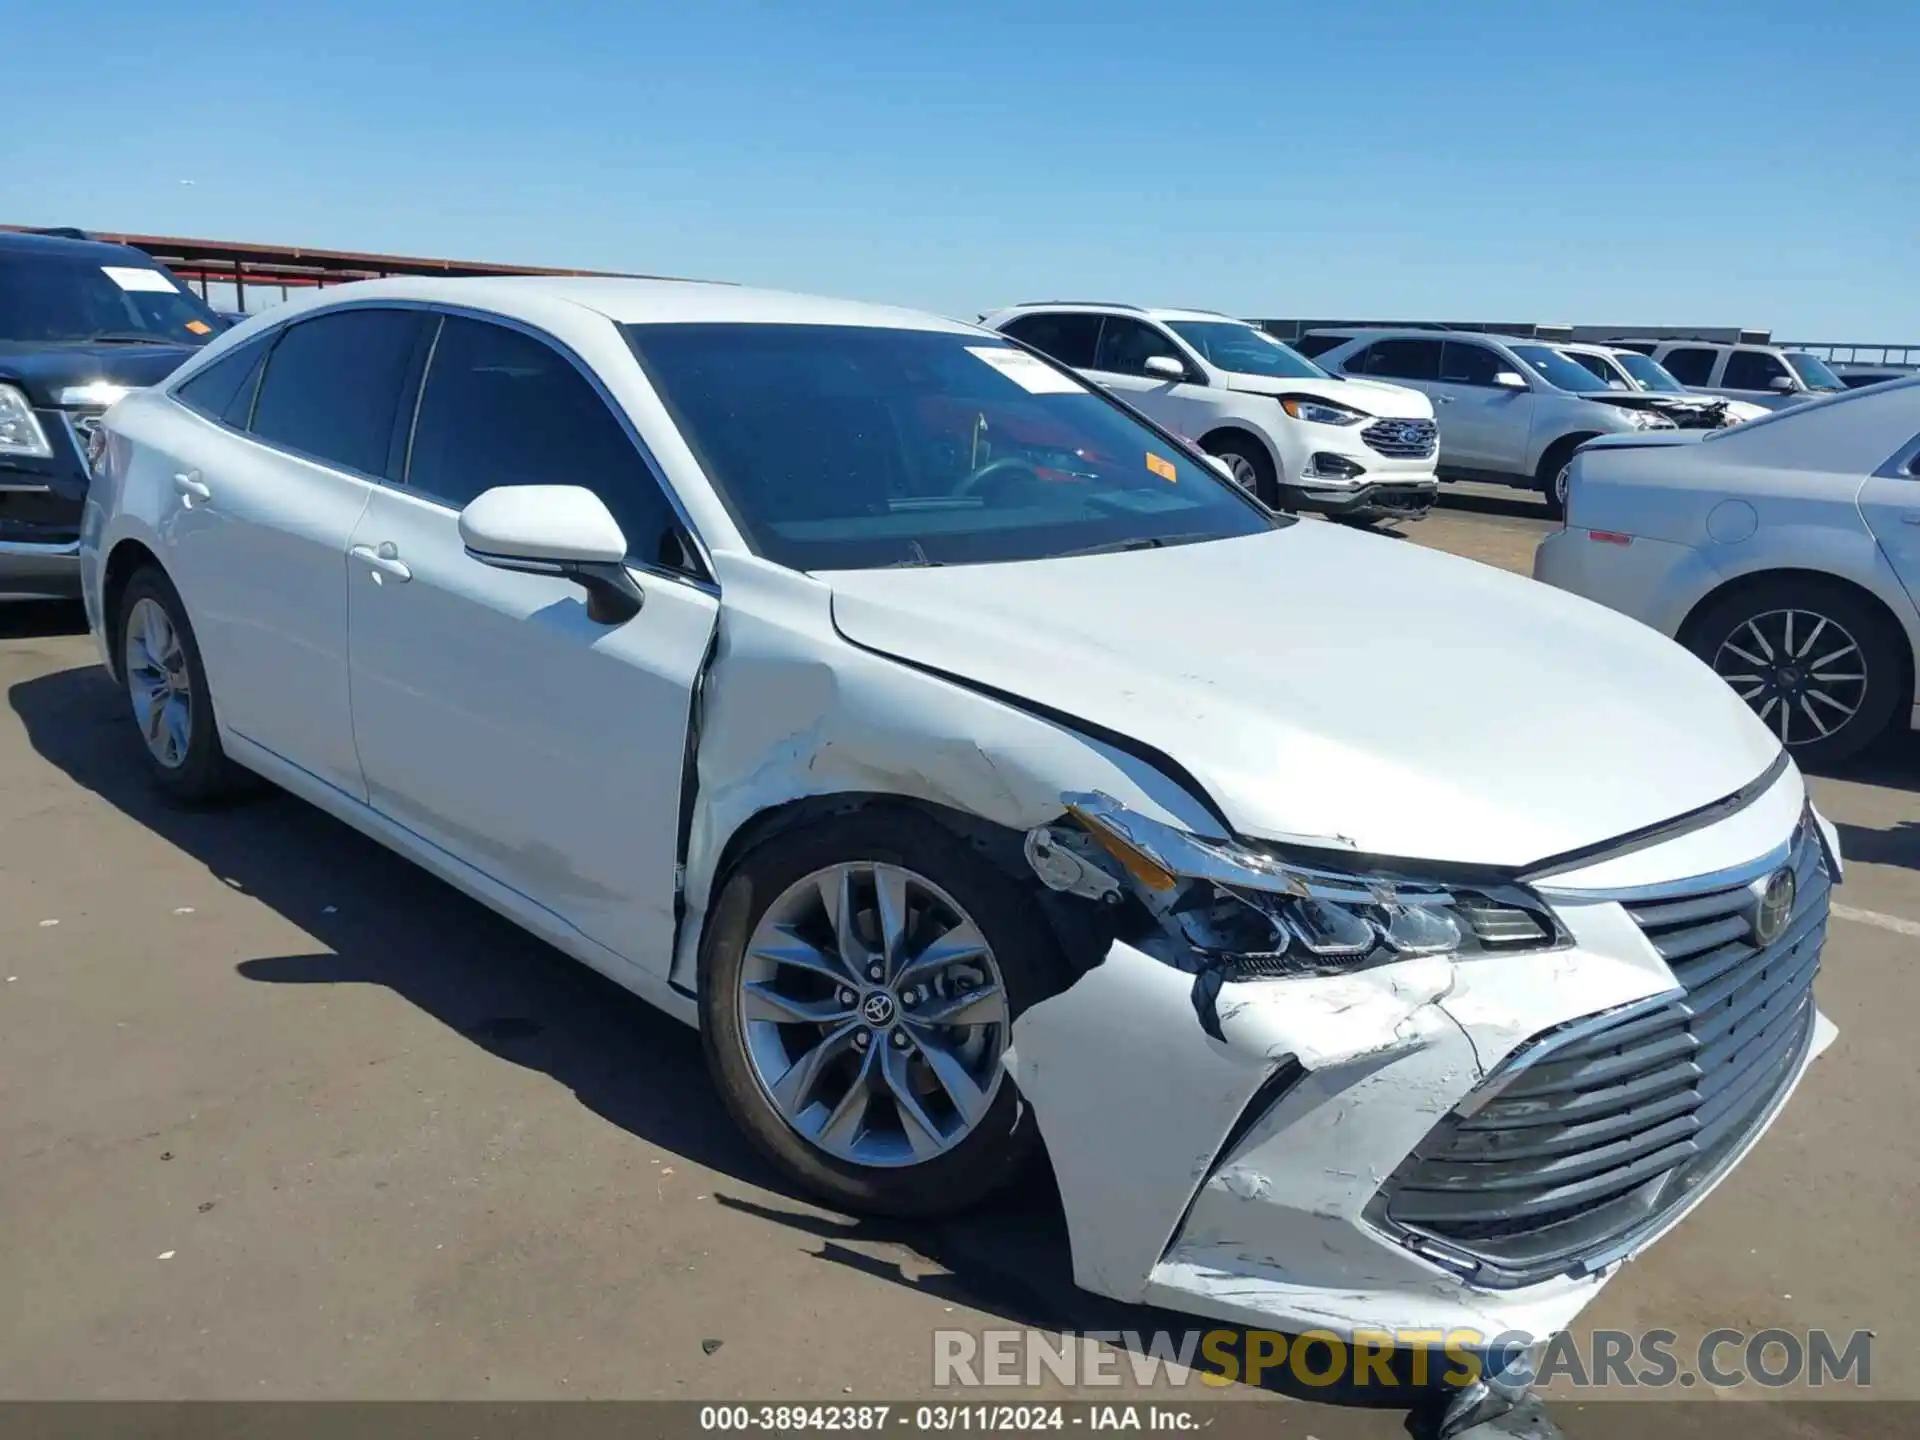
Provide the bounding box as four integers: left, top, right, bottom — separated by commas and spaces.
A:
1753, 867, 1797, 945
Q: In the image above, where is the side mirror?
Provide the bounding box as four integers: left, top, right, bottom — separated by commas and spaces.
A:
460, 484, 645, 624
1769, 374, 1797, 392
1493, 371, 1528, 390
1143, 355, 1186, 380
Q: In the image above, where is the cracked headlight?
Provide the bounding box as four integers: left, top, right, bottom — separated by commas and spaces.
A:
1030, 792, 1567, 981
1619, 408, 1677, 430
1279, 395, 1368, 426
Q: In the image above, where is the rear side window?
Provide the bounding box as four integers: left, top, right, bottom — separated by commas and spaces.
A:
248, 309, 423, 476
405, 315, 683, 569
1000, 313, 1100, 368
1439, 341, 1502, 386
1362, 338, 1443, 381
1661, 347, 1717, 385
174, 334, 273, 421
1722, 350, 1791, 391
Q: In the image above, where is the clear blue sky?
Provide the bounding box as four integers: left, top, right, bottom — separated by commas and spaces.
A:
7, 0, 1916, 337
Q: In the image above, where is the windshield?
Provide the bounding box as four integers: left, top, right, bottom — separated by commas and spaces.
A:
1164, 321, 1326, 379
1560, 349, 1630, 389
0, 251, 225, 346
1612, 351, 1688, 393
1512, 343, 1611, 392
1785, 352, 1846, 392
624, 323, 1275, 571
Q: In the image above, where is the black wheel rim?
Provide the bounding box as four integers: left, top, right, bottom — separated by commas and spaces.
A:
1712, 607, 1867, 747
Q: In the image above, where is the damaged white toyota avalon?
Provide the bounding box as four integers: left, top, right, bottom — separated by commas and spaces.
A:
82, 276, 1839, 1348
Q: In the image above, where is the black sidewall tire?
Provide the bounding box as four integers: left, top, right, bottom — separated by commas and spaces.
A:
1536, 451, 1570, 521
1205, 437, 1281, 509
117, 567, 242, 803
699, 807, 1065, 1218
1687, 582, 1904, 766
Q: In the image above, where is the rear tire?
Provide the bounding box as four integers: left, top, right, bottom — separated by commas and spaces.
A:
1203, 434, 1281, 509
116, 566, 247, 803
700, 807, 1066, 1217
1684, 577, 1905, 766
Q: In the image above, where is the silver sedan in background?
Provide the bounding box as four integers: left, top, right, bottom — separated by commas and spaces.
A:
1535, 379, 1920, 764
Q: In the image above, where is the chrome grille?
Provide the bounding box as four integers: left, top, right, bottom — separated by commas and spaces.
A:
1370, 816, 1828, 1288
1360, 417, 1437, 458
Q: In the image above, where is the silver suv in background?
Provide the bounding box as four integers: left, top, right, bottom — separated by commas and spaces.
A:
1556, 343, 1769, 425
1308, 328, 1679, 517
1611, 339, 1848, 410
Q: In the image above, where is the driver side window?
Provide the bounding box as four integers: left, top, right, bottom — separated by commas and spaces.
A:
1093, 317, 1188, 379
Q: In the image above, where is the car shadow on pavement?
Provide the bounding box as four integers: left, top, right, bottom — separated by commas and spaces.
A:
9, 660, 1443, 1425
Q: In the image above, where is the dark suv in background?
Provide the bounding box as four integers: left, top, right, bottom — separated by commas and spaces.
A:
1, 229, 227, 599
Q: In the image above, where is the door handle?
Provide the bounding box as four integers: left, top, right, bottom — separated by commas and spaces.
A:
173, 471, 211, 503
351, 542, 412, 582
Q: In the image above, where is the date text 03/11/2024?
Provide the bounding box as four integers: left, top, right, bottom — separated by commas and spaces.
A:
698, 1406, 1199, 1431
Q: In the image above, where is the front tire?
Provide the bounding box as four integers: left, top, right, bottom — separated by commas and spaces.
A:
700, 807, 1064, 1217
1203, 435, 1281, 509
1685, 578, 1904, 766
117, 566, 246, 802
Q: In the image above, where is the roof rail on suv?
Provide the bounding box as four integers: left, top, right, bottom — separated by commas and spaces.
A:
1011, 301, 1147, 312
23, 226, 95, 240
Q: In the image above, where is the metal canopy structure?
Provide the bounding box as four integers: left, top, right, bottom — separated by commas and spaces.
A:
2, 226, 720, 311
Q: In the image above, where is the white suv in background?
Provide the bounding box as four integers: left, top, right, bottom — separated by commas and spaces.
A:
980, 303, 1438, 522
1613, 340, 1849, 411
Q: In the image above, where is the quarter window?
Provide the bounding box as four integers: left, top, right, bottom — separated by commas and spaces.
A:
248, 309, 424, 476
1660, 347, 1718, 385
1721, 350, 1792, 391
173, 334, 273, 422
1092, 317, 1188, 378
406, 315, 686, 570
1001, 312, 1101, 368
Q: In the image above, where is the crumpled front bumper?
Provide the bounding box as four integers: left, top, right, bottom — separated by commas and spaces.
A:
1001, 779, 1839, 1341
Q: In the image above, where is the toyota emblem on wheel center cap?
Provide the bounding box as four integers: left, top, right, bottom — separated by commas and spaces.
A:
861, 991, 897, 1027
1753, 867, 1797, 946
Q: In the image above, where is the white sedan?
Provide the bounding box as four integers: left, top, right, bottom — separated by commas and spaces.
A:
1536, 379, 1920, 765
83, 277, 1837, 1357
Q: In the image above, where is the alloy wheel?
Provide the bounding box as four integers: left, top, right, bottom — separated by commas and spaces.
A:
737, 861, 1010, 1168
1712, 608, 1868, 747
125, 597, 193, 769
1554, 462, 1572, 507
1220, 452, 1260, 494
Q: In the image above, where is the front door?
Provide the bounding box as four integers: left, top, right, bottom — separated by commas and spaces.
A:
1082, 316, 1214, 442
345, 313, 719, 974
1435, 340, 1533, 471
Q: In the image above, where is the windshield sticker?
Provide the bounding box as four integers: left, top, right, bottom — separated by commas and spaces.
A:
1146, 452, 1178, 482
184, 319, 212, 335
102, 267, 179, 293
966, 346, 1086, 395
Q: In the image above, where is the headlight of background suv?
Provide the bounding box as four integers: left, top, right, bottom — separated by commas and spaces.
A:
1279, 395, 1368, 426
1026, 792, 1567, 984
0, 384, 54, 459
1621, 408, 1677, 431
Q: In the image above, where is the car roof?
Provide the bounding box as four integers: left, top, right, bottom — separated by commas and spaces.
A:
988, 302, 1245, 324
1308, 327, 1528, 346
253, 274, 983, 334
0, 228, 156, 263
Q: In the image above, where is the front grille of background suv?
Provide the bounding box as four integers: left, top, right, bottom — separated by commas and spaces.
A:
1367, 814, 1829, 1289
1360, 417, 1437, 458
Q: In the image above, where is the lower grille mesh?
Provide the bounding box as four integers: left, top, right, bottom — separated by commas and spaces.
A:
1372, 816, 1828, 1287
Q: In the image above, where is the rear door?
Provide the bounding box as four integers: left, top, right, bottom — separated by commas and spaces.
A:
345, 311, 716, 976
159, 307, 426, 798
1857, 428, 1920, 613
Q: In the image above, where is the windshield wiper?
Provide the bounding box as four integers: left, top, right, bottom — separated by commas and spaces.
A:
880, 540, 944, 568
83, 331, 182, 346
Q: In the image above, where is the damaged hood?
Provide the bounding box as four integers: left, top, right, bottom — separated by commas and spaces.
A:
1221, 372, 1433, 419
822, 526, 1781, 870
